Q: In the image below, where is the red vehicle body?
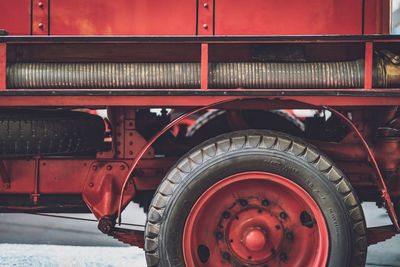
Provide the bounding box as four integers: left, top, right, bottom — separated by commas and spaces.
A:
0, 0, 399, 266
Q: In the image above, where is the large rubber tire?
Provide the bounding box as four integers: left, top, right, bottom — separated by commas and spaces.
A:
0, 109, 105, 156
187, 109, 304, 144
145, 130, 367, 267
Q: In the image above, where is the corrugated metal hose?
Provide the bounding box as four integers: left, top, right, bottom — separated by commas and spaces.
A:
6, 60, 366, 89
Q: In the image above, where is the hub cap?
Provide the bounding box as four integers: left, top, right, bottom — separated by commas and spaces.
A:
183, 172, 329, 267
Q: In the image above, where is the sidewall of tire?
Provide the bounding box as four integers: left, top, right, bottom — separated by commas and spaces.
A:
147, 131, 365, 267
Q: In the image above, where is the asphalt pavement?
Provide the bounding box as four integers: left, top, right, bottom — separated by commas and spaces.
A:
0, 202, 399, 266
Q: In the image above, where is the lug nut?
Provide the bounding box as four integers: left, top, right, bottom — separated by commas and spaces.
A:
239, 199, 248, 206
261, 198, 269, 206
222, 211, 230, 219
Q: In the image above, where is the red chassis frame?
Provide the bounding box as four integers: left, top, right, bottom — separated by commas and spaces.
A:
1, 35, 400, 247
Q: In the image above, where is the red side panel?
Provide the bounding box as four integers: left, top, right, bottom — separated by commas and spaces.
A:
0, 0, 31, 35
50, 0, 197, 35
214, 0, 363, 35
364, 0, 391, 34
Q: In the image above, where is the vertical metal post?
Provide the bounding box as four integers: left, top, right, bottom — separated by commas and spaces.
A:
364, 41, 373, 89
32, 0, 50, 35
198, 0, 214, 35
32, 157, 40, 204
0, 43, 6, 90
201, 43, 209, 90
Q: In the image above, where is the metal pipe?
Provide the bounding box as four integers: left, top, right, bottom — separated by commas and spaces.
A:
7, 61, 367, 89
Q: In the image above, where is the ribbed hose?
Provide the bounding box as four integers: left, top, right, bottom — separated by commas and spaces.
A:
6, 60, 365, 89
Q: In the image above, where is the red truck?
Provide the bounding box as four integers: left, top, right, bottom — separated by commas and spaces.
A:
0, 0, 399, 266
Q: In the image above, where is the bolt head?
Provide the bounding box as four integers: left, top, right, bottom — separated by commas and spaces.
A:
239, 199, 248, 206
222, 211, 230, 219
89, 182, 94, 187
203, 24, 208, 29
38, 23, 44, 29
261, 198, 269, 206
203, 2, 208, 8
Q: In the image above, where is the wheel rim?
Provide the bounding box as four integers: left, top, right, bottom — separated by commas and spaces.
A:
183, 171, 329, 267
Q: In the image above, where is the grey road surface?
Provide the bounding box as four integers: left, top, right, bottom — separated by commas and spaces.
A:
0, 202, 399, 266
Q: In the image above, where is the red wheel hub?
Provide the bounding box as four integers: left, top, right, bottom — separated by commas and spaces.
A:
244, 229, 265, 251
183, 172, 329, 267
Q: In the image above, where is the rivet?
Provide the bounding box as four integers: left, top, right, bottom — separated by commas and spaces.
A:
261, 198, 269, 206
38, 1, 44, 8
203, 24, 208, 29
106, 165, 112, 171
203, 2, 208, 8
89, 182, 94, 187
92, 165, 98, 171
38, 23, 44, 29
120, 165, 125, 170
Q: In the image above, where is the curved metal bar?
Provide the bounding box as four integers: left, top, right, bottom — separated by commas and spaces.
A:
325, 106, 400, 232
117, 98, 246, 224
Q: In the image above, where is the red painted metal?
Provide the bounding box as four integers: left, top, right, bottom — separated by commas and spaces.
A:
82, 161, 135, 219
214, 0, 363, 35
108, 107, 153, 159
198, 0, 213, 35
326, 106, 400, 232
50, 0, 197, 35
32, 0, 49, 35
0, 0, 30, 35
117, 98, 244, 224
183, 172, 329, 266
364, 0, 391, 34
0, 43, 5, 90
201, 43, 209, 90
365, 42, 373, 89
0, 160, 10, 189
39, 160, 91, 193
0, 159, 36, 194
1, 94, 400, 108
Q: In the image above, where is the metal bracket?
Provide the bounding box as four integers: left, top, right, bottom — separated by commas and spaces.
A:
0, 160, 10, 189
